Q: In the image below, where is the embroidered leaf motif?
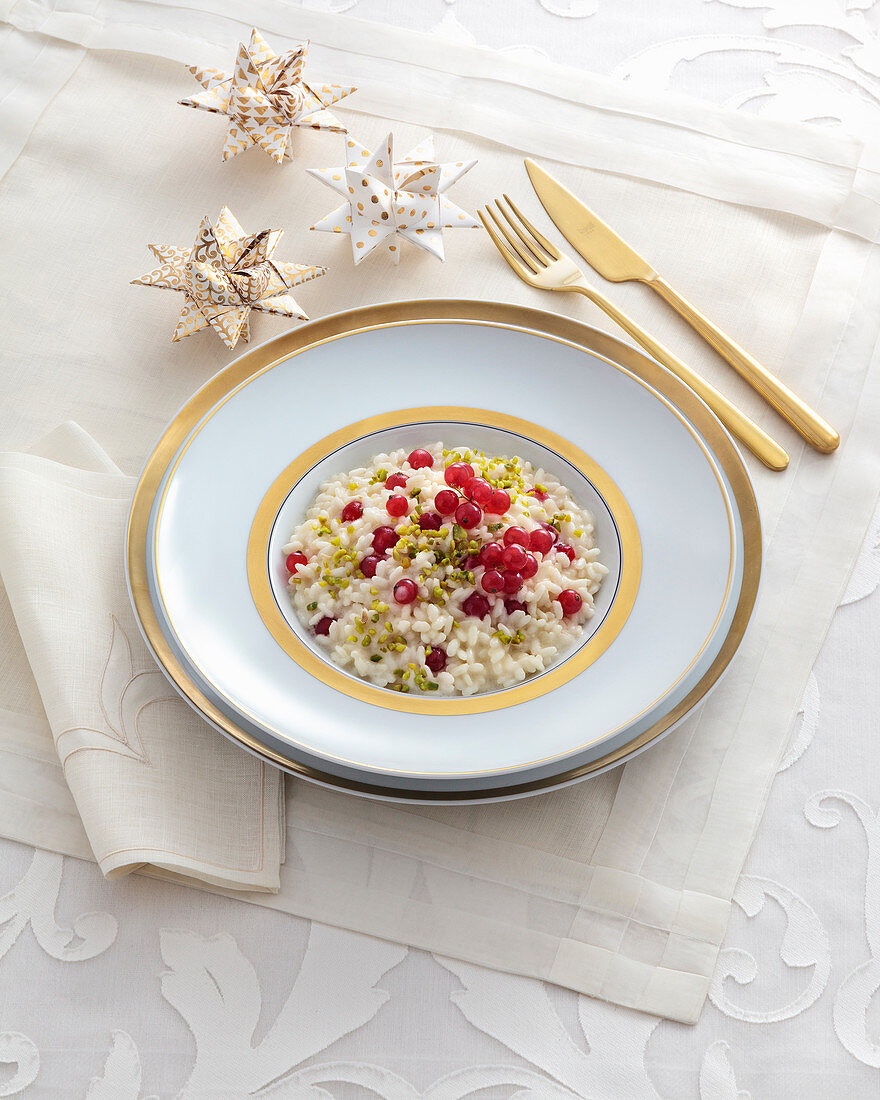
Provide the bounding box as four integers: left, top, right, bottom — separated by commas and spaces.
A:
806, 792, 880, 1066
841, 500, 880, 604
699, 1041, 750, 1100
55, 616, 173, 765
0, 1032, 39, 1097
0, 850, 117, 963
778, 673, 820, 772
160, 925, 406, 1096
709, 875, 830, 1022
86, 1031, 149, 1100
437, 957, 660, 1097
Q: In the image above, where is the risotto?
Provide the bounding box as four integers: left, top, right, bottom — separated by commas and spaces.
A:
282, 443, 608, 696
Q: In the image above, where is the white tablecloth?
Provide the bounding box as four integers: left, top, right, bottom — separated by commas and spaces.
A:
2, 1, 880, 1096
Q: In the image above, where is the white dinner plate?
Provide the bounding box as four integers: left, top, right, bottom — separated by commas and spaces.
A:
127, 300, 760, 802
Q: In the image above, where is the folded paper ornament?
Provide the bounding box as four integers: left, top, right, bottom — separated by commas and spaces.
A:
132, 206, 326, 349
309, 133, 479, 264
179, 28, 356, 164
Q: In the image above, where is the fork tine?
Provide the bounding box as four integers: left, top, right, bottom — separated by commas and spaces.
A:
502, 194, 563, 261
477, 210, 535, 284
483, 205, 542, 273
494, 199, 550, 267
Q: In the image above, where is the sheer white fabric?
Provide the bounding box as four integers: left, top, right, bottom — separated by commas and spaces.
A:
1, 0, 880, 1093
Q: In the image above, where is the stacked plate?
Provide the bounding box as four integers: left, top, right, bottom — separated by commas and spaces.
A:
127, 300, 760, 803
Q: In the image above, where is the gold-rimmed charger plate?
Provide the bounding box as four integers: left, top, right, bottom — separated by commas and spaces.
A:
127, 300, 760, 802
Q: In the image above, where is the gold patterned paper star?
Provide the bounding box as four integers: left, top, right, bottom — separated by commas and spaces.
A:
179, 28, 356, 163
132, 207, 326, 349
309, 132, 478, 264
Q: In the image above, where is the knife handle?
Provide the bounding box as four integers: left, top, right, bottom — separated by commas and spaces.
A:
649, 277, 839, 454
570, 283, 789, 471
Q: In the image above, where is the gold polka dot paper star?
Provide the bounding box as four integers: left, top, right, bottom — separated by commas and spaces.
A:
309, 133, 478, 264
179, 28, 356, 164
132, 206, 327, 350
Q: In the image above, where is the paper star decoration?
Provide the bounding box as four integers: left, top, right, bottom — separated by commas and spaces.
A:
179, 28, 356, 163
132, 207, 326, 350
309, 133, 479, 264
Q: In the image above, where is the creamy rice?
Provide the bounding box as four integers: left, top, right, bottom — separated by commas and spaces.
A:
282, 442, 607, 696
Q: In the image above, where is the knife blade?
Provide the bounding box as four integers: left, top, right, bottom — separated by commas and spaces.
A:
523, 157, 840, 454
524, 158, 655, 284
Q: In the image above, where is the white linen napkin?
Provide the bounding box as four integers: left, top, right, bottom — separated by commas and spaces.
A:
0, 422, 285, 892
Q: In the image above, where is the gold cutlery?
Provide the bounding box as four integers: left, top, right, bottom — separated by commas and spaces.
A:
478, 195, 789, 471
524, 158, 839, 454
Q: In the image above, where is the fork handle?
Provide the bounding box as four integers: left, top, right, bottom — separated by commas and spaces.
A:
649, 277, 839, 453
570, 283, 789, 471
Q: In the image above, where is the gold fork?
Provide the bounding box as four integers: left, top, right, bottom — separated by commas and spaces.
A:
478, 196, 789, 472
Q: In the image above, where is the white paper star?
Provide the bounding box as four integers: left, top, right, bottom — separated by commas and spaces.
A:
132, 207, 326, 349
309, 133, 478, 264
179, 28, 356, 164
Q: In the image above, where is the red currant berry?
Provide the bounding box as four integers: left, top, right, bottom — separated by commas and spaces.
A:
502, 570, 524, 594
520, 553, 539, 579
504, 598, 528, 615
444, 462, 475, 489
426, 647, 447, 674
314, 616, 334, 636
393, 578, 418, 604
465, 477, 493, 508
341, 500, 363, 523
455, 500, 482, 529
528, 488, 549, 502
385, 472, 408, 490
501, 544, 528, 571
418, 512, 442, 531
359, 554, 381, 578
557, 544, 576, 563
528, 528, 555, 555
465, 554, 482, 570
407, 449, 434, 470
481, 569, 505, 594
286, 552, 307, 573
372, 526, 398, 554
386, 494, 409, 517
462, 592, 490, 618
558, 589, 582, 616
503, 526, 530, 549
478, 542, 503, 568
540, 522, 559, 545
486, 489, 510, 515
434, 489, 459, 515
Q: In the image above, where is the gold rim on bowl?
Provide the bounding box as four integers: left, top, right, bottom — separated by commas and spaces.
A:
127, 299, 761, 801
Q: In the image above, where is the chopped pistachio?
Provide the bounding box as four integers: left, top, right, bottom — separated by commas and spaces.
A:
307, 601, 318, 611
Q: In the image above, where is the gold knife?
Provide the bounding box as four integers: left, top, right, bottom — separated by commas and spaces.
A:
524, 158, 839, 454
